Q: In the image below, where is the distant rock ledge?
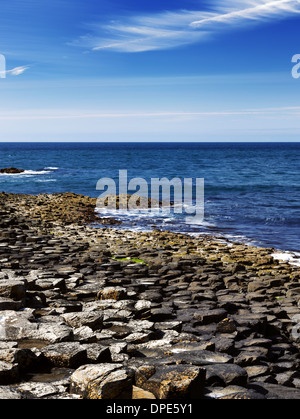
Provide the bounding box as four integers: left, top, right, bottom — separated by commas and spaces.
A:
0, 167, 24, 174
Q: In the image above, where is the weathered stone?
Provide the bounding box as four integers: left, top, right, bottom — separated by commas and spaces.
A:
15, 382, 66, 399
132, 385, 156, 399
235, 350, 266, 367
154, 321, 182, 332
0, 310, 38, 341
150, 307, 174, 322
27, 324, 74, 344
128, 320, 154, 332
232, 313, 267, 334
125, 332, 152, 344
0, 386, 25, 399
0, 168, 24, 174
245, 365, 270, 380
0, 297, 24, 311
73, 326, 97, 343
0, 279, 26, 300
204, 385, 265, 399
41, 342, 87, 368
97, 287, 127, 301
247, 281, 267, 293
216, 318, 237, 334
168, 346, 233, 366
0, 348, 37, 371
134, 300, 152, 312
82, 343, 112, 363
1, 192, 300, 399
193, 309, 227, 325
275, 371, 296, 386
102, 309, 132, 322
205, 364, 248, 386
49, 299, 82, 313
237, 338, 272, 349
0, 361, 19, 384
135, 364, 205, 399
251, 383, 300, 399
62, 312, 103, 331
70, 363, 133, 399
212, 336, 235, 354
286, 287, 300, 298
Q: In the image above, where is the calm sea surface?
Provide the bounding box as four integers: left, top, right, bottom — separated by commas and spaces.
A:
0, 142, 299, 254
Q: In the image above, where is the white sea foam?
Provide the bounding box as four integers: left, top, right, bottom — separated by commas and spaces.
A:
95, 206, 215, 229
24, 170, 52, 175
95, 204, 300, 264
36, 179, 57, 182
188, 219, 215, 227
0, 166, 58, 177
0, 169, 51, 176
94, 213, 300, 266
96, 207, 172, 219
271, 251, 300, 267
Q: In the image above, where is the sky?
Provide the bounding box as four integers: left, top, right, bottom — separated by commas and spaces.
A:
0, 0, 300, 142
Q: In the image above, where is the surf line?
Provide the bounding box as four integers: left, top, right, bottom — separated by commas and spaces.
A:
96, 169, 204, 225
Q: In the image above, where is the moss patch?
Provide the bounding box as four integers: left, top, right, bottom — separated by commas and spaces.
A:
112, 256, 148, 265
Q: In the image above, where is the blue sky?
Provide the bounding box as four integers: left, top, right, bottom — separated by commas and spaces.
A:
0, 0, 300, 141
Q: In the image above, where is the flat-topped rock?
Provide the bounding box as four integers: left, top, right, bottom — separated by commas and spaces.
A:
70, 363, 134, 399
0, 191, 299, 398
135, 364, 206, 399
0, 168, 24, 174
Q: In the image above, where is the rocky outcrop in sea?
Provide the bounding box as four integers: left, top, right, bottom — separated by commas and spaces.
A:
0, 168, 24, 174
0, 192, 300, 399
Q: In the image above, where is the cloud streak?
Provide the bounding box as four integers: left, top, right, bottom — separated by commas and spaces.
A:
79, 10, 212, 53
77, 0, 300, 52
191, 0, 300, 28
0, 105, 299, 120
7, 66, 30, 76
0, 65, 30, 77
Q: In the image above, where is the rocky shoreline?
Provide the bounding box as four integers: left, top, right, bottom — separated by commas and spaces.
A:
0, 192, 300, 399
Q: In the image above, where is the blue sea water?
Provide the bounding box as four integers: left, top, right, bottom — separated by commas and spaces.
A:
0, 142, 299, 254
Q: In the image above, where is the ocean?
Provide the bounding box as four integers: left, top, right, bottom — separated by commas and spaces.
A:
0, 142, 299, 257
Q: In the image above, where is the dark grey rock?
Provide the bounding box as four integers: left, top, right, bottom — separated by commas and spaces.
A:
82, 343, 112, 363
70, 363, 133, 399
135, 364, 205, 399
205, 363, 248, 386
249, 383, 300, 399
61, 311, 103, 331
0, 279, 26, 300
41, 342, 87, 368
193, 309, 227, 325
0, 297, 24, 311
204, 385, 266, 399
150, 307, 174, 322
0, 361, 19, 384
216, 318, 237, 334
15, 381, 66, 399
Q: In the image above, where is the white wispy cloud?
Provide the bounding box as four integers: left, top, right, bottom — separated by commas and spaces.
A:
0, 105, 299, 120
0, 65, 30, 77
191, 0, 300, 28
8, 66, 30, 76
79, 10, 212, 53
76, 0, 300, 52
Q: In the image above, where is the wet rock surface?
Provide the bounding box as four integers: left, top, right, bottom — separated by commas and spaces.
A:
0, 168, 24, 174
0, 192, 299, 399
